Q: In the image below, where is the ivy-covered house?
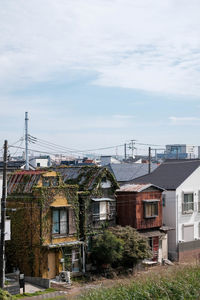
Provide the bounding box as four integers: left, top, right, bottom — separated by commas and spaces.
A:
55, 166, 119, 241
6, 170, 84, 279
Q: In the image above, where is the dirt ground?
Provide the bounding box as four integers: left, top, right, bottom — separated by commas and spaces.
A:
22, 263, 194, 299
52, 264, 178, 299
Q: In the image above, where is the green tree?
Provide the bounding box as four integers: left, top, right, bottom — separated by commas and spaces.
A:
91, 226, 151, 269
110, 226, 151, 267
91, 230, 124, 266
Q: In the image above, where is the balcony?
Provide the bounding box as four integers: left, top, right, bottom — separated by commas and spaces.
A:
92, 212, 115, 222
182, 202, 194, 214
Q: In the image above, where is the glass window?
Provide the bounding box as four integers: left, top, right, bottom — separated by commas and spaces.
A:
92, 202, 100, 215
144, 202, 158, 218
52, 209, 68, 234
43, 177, 50, 187
52, 177, 59, 186
182, 193, 194, 213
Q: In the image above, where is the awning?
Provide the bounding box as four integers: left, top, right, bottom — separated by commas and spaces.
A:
142, 199, 160, 203
43, 241, 84, 249
160, 226, 174, 231
92, 198, 115, 202
140, 230, 165, 238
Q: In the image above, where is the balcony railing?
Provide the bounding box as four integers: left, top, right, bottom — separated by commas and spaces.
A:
182, 202, 194, 214
92, 212, 115, 222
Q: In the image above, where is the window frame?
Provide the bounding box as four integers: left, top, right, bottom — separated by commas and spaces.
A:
52, 208, 69, 236
182, 193, 194, 214
143, 200, 159, 218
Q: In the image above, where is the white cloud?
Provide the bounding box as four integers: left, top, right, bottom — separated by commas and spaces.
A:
169, 116, 200, 124
1, 0, 200, 95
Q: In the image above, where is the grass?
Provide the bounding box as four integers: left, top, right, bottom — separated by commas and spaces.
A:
13, 288, 56, 299
79, 265, 200, 300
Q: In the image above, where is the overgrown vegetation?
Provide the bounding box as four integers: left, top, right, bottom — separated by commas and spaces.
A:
80, 265, 200, 300
91, 230, 124, 266
91, 226, 151, 269
13, 288, 56, 299
0, 289, 13, 300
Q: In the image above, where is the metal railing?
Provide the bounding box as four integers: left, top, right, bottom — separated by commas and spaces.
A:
92, 212, 115, 222
182, 202, 194, 214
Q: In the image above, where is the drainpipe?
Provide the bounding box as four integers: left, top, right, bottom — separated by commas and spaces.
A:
82, 244, 86, 273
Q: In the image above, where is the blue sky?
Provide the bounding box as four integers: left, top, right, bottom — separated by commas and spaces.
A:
1, 0, 200, 157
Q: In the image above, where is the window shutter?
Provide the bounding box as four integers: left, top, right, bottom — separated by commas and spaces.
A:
68, 208, 77, 235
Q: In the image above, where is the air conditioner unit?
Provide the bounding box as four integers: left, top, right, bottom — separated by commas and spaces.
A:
59, 271, 71, 284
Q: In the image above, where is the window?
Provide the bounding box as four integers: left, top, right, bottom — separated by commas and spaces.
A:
144, 201, 158, 218
43, 176, 59, 187
182, 193, 194, 214
92, 201, 107, 221
52, 208, 68, 235
43, 177, 50, 187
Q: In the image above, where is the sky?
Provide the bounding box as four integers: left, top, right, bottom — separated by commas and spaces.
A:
1, 0, 200, 157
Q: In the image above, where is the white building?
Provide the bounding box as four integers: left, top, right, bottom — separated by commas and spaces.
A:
29, 155, 51, 168
165, 144, 195, 159
133, 160, 200, 261
100, 156, 121, 166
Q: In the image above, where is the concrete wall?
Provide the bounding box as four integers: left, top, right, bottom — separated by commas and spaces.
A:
25, 276, 50, 288
178, 240, 200, 262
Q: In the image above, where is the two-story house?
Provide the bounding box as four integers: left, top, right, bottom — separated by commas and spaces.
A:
116, 183, 168, 262
133, 159, 200, 261
6, 170, 84, 279
54, 166, 119, 242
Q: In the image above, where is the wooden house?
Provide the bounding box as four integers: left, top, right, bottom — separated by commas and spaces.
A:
116, 183, 168, 262
6, 170, 84, 279
54, 166, 119, 241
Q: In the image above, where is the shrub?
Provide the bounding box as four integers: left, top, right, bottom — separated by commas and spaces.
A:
0, 289, 13, 300
91, 226, 151, 269
109, 226, 151, 267
91, 230, 124, 266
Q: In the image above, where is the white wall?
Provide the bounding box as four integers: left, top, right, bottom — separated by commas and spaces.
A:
176, 166, 200, 244
30, 158, 49, 168
162, 190, 177, 259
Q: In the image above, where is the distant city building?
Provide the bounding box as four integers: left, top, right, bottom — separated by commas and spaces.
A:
100, 156, 121, 166
157, 144, 195, 160
29, 155, 51, 168
60, 157, 96, 166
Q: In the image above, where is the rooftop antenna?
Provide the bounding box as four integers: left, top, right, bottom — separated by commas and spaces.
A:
25, 112, 29, 170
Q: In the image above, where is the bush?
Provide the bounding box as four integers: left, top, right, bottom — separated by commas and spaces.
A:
110, 226, 151, 267
91, 230, 124, 266
0, 289, 13, 300
91, 226, 151, 269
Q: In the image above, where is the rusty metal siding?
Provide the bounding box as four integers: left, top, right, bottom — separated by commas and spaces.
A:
116, 190, 162, 230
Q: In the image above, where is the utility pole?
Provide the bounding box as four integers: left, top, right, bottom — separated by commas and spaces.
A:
124, 143, 127, 161
148, 147, 151, 174
131, 140, 135, 158
25, 112, 29, 170
0, 140, 8, 288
